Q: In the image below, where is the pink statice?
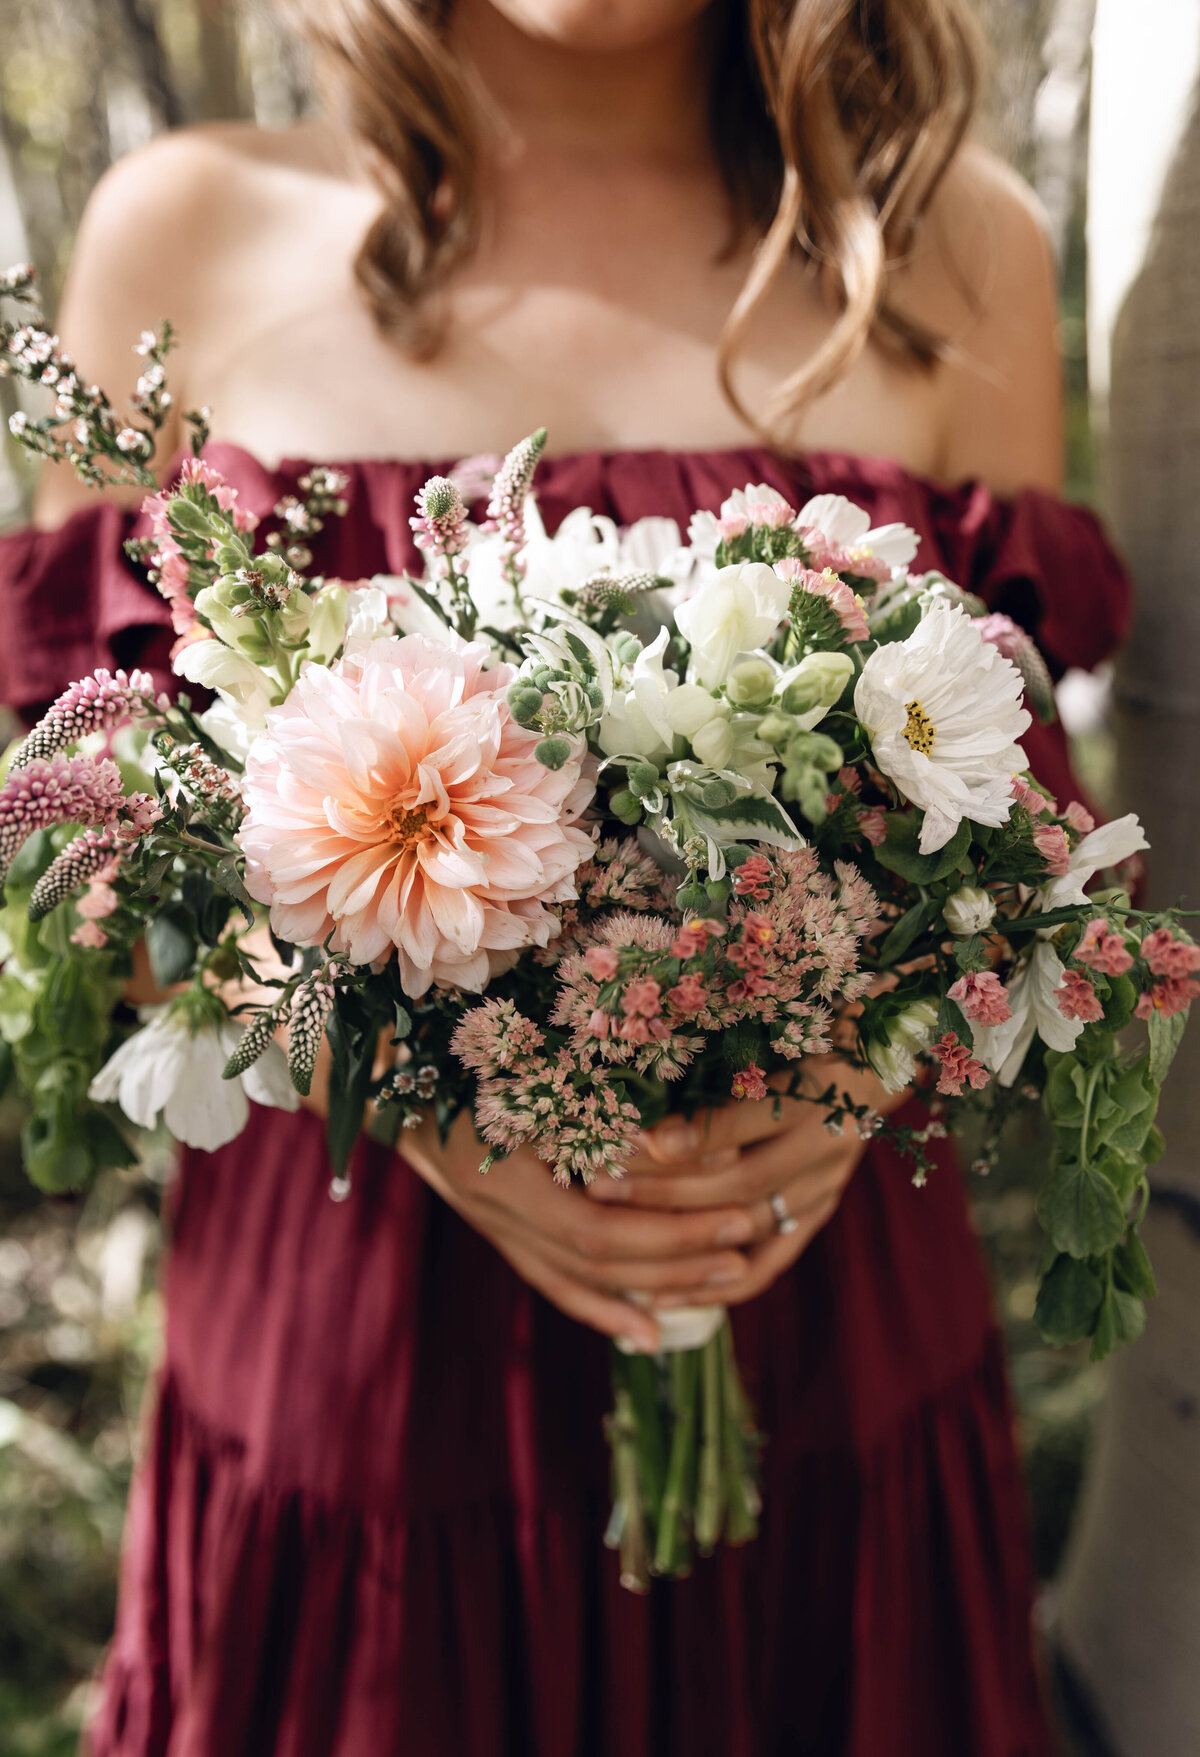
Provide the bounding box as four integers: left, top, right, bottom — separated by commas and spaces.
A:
13, 668, 165, 770
1136, 977, 1200, 1020
1075, 918, 1133, 977
731, 1064, 768, 1101
1063, 800, 1095, 835
733, 854, 772, 901
1057, 970, 1105, 1022
1139, 928, 1200, 980
238, 633, 595, 995
0, 754, 126, 884
1032, 823, 1071, 876
1011, 775, 1056, 817
775, 559, 870, 641
948, 970, 1012, 1026
931, 1033, 990, 1097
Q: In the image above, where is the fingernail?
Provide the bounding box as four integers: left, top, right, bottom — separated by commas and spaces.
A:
589, 1176, 630, 1202
716, 1216, 754, 1247
652, 1119, 698, 1160
706, 1264, 745, 1286
616, 1332, 657, 1355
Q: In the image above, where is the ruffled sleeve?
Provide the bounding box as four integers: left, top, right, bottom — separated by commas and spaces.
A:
0, 500, 172, 719
928, 480, 1133, 673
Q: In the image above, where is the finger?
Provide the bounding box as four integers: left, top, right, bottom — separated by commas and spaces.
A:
652, 1193, 841, 1310
503, 1226, 751, 1297
548, 1194, 755, 1262
594, 1133, 860, 1214
637, 1096, 805, 1164
589, 1147, 743, 1189
494, 1239, 661, 1350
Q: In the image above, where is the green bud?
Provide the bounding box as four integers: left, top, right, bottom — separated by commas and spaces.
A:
677, 881, 708, 913
612, 632, 642, 666
535, 737, 572, 770
779, 650, 855, 718
726, 656, 777, 707
508, 683, 546, 724
699, 777, 738, 809
705, 878, 731, 907
757, 712, 794, 747
723, 843, 753, 868
627, 761, 661, 799
610, 788, 643, 825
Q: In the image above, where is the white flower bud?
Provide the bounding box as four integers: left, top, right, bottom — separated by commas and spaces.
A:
942, 886, 996, 937
305, 582, 349, 664
726, 656, 777, 706
778, 650, 854, 719
691, 716, 735, 769
867, 996, 940, 1093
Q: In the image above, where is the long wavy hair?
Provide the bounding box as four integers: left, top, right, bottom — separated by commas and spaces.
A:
279, 0, 980, 442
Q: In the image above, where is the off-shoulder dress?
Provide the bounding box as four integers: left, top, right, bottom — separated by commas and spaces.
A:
0, 444, 1132, 1757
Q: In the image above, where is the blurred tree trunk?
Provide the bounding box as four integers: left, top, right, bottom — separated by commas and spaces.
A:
1055, 4, 1200, 1751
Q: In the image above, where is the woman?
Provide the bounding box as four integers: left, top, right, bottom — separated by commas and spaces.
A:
0, 2, 1132, 1753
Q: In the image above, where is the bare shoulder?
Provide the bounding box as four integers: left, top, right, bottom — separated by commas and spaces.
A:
895, 141, 1064, 495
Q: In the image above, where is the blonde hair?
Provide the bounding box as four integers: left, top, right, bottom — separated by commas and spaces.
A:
281, 0, 979, 442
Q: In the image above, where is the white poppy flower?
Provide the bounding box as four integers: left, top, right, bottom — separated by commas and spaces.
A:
89, 1006, 298, 1152
854, 602, 1030, 854
797, 492, 919, 574
971, 941, 1084, 1086
675, 562, 792, 688
1039, 813, 1149, 911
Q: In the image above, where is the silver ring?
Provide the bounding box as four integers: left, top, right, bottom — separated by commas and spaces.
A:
769, 1190, 799, 1237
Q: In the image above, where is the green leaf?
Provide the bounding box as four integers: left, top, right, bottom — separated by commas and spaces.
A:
324, 1010, 376, 1178
1092, 1284, 1147, 1360
1113, 1232, 1158, 1301
686, 788, 805, 852
1036, 1159, 1127, 1258
83, 1108, 138, 1172
1104, 974, 1138, 1033
878, 900, 939, 968
134, 851, 176, 899
938, 994, 972, 1052
875, 813, 971, 884
5, 828, 55, 889
212, 856, 255, 929
1148, 1008, 1188, 1085
1034, 1253, 1104, 1345
146, 915, 197, 988
999, 905, 1093, 939
0, 973, 36, 1044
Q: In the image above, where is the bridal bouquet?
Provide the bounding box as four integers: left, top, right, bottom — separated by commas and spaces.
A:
1, 265, 1193, 1588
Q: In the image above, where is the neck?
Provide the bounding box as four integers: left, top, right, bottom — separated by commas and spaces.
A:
449, 0, 718, 168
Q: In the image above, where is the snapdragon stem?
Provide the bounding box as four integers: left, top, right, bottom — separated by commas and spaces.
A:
695, 1330, 724, 1554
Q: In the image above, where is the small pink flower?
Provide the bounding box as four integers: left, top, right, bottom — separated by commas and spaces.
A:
1139, 928, 1200, 979
1064, 800, 1095, 835
621, 977, 662, 1019
716, 510, 750, 541
1075, 918, 1133, 977
70, 920, 108, 949
733, 855, 773, 900
1011, 776, 1056, 818
858, 807, 889, 847
584, 945, 620, 980
1033, 824, 1071, 876
667, 973, 707, 1014
76, 881, 119, 921
1136, 977, 1200, 1020
671, 918, 725, 958
618, 1016, 651, 1044
776, 560, 870, 642
948, 970, 1012, 1026
588, 1008, 612, 1040
1057, 970, 1104, 1022
731, 1064, 768, 1102
741, 912, 775, 948
931, 1032, 990, 1096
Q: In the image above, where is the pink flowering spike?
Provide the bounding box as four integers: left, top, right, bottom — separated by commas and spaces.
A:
947, 970, 1012, 1026
731, 1064, 768, 1102
1056, 970, 1105, 1023
12, 668, 161, 769
1032, 823, 1071, 876
27, 828, 123, 921
286, 972, 337, 1096
238, 633, 595, 995
485, 427, 547, 574
0, 754, 125, 885
410, 475, 468, 560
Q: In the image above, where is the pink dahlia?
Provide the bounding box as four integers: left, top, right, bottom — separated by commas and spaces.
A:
238, 634, 595, 994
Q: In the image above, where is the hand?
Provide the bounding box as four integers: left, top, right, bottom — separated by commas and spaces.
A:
400, 1109, 763, 1352
586, 1063, 905, 1312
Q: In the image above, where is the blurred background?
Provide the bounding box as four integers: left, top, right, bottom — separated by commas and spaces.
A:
0, 3, 1197, 1755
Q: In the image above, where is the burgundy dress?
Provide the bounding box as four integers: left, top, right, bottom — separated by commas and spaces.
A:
0, 444, 1132, 1757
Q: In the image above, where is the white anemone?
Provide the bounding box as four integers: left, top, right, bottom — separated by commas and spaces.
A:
90, 1006, 298, 1152
854, 602, 1030, 854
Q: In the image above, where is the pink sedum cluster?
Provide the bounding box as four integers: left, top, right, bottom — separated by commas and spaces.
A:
238, 633, 596, 995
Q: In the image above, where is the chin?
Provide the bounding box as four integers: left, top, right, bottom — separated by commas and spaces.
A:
486, 0, 714, 51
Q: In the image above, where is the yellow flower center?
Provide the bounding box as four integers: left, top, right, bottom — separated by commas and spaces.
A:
902, 699, 936, 755
387, 802, 434, 845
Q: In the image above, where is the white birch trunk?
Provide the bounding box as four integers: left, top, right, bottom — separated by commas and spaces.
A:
1053, 5, 1200, 1750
